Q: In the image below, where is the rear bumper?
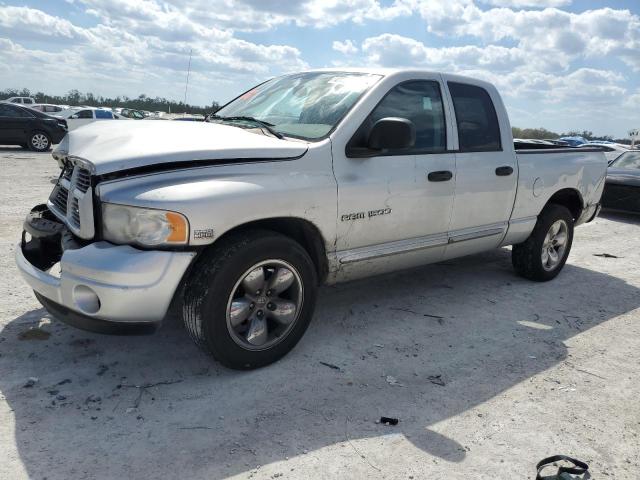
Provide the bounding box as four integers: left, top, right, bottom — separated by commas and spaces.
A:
16, 223, 196, 333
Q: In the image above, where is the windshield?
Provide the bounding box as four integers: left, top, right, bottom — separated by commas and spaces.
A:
612, 151, 640, 169
213, 72, 381, 140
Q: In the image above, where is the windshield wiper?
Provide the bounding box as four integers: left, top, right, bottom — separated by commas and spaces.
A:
209, 115, 283, 139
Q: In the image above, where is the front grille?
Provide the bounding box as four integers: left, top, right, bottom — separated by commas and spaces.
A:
76, 168, 91, 193
48, 159, 95, 239
52, 187, 68, 213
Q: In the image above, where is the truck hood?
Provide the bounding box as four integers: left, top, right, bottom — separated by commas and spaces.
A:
54, 120, 308, 176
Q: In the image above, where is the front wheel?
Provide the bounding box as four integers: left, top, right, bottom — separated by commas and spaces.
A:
512, 204, 574, 281
182, 230, 318, 370
28, 132, 51, 152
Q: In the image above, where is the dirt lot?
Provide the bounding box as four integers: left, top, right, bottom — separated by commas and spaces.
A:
0, 147, 638, 479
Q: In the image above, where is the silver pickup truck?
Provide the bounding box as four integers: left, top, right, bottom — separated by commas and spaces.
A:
16, 69, 606, 369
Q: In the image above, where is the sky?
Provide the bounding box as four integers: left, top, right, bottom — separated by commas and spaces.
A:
0, 0, 638, 137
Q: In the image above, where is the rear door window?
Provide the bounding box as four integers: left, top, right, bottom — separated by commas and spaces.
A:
95, 110, 113, 119
448, 82, 501, 152
77, 110, 94, 119
0, 105, 32, 118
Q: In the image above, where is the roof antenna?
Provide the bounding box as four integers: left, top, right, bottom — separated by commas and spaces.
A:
183, 48, 193, 115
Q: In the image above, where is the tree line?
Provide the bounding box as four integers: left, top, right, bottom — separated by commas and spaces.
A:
0, 88, 220, 115
511, 126, 631, 144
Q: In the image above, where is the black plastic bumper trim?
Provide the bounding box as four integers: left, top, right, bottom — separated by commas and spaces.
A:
35, 292, 159, 336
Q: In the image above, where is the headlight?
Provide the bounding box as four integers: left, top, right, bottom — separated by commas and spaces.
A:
102, 203, 189, 247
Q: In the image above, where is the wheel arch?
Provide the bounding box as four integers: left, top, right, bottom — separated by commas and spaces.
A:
544, 188, 584, 221
210, 217, 329, 284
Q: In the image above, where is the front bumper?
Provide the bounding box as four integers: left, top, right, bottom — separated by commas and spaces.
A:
576, 202, 601, 225
16, 207, 196, 334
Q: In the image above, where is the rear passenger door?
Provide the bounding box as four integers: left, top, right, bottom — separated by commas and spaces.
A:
443, 80, 517, 258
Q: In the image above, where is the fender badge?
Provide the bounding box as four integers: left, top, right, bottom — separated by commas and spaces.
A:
194, 229, 215, 239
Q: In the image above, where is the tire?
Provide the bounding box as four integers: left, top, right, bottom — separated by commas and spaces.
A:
28, 132, 51, 152
183, 229, 318, 370
512, 204, 574, 281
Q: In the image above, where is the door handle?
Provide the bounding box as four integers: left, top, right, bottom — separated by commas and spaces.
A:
495, 166, 514, 176
427, 170, 453, 182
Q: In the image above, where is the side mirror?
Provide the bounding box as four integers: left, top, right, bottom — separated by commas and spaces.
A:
367, 117, 416, 150
70, 114, 79, 119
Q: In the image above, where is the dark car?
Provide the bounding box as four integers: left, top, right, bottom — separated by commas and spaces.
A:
601, 151, 640, 213
0, 102, 67, 151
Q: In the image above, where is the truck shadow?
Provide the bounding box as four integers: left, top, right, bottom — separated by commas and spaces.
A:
1, 249, 638, 479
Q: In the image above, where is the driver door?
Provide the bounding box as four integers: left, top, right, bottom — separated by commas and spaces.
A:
331, 76, 456, 279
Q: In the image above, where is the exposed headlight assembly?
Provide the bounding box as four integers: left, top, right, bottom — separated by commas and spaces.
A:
102, 203, 189, 247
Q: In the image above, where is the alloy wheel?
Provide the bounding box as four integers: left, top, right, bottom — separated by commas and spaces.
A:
541, 219, 568, 271
31, 134, 49, 151
226, 259, 303, 351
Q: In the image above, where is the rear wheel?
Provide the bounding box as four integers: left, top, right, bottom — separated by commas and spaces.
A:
512, 204, 574, 281
29, 132, 51, 152
183, 230, 318, 370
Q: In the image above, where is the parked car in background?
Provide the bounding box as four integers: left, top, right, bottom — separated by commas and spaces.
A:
120, 109, 145, 119
579, 142, 629, 164
29, 104, 67, 115
543, 139, 570, 147
601, 150, 640, 213
59, 107, 121, 131
559, 136, 587, 147
0, 102, 67, 151
5, 96, 36, 105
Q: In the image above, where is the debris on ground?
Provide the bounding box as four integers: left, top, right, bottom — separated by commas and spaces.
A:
18, 328, 51, 341
385, 375, 404, 387
428, 374, 446, 386
97, 364, 109, 376
57, 378, 72, 386
23, 377, 38, 388
594, 253, 621, 258
379, 417, 399, 426
122, 379, 182, 409
319, 361, 341, 371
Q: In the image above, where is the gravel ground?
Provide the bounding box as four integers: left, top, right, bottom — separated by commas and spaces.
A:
0, 147, 639, 480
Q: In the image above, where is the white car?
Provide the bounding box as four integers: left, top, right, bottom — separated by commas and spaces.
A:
579, 142, 629, 164
59, 107, 122, 130
5, 96, 36, 105
29, 104, 67, 115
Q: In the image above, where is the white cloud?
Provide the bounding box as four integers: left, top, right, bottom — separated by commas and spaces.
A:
480, 0, 570, 7
416, 2, 640, 70
0, 0, 638, 137
0, 4, 307, 93
0, 6, 90, 43
360, 33, 527, 71
78, 0, 415, 32
333, 39, 359, 55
